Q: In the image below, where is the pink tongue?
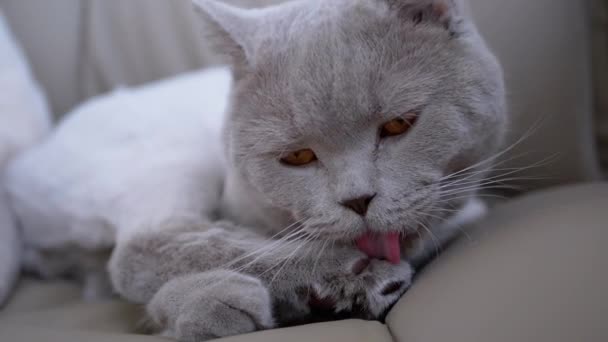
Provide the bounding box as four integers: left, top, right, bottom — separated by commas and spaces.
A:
355, 232, 401, 265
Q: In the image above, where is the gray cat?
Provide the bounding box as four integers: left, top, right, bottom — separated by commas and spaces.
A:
4, 0, 506, 340
111, 0, 506, 339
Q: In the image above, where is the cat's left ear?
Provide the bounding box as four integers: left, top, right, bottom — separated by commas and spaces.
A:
388, 0, 467, 36
192, 0, 259, 78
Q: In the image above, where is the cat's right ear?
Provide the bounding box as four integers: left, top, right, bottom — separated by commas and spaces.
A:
192, 0, 258, 78
386, 0, 468, 36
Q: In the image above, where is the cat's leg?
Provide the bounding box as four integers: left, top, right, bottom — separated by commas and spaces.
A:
110, 220, 412, 329
109, 221, 265, 304
145, 270, 274, 342
109, 221, 277, 340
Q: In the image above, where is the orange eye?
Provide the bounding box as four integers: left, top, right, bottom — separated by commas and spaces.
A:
281, 149, 317, 166
380, 113, 418, 138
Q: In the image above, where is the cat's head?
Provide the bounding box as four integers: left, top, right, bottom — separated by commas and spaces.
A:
194, 0, 507, 242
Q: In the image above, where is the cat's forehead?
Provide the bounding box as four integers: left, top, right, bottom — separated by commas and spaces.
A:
227, 0, 498, 150
241, 10, 456, 131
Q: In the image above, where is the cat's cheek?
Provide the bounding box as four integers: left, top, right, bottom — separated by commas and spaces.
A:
249, 162, 330, 216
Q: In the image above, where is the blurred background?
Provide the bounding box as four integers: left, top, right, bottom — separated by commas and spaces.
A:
593, 0, 608, 177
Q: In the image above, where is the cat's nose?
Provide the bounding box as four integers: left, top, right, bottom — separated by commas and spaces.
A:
341, 194, 376, 216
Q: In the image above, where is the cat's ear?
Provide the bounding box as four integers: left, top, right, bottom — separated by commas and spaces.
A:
193, 0, 258, 77
388, 0, 467, 36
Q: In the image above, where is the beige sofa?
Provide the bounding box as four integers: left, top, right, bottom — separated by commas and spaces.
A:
1, 0, 607, 341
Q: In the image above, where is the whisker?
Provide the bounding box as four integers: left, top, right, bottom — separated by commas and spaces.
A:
441, 150, 538, 184
440, 155, 558, 190
441, 176, 553, 193
218, 219, 312, 270
428, 208, 474, 241
440, 184, 520, 200
435, 193, 508, 204
412, 215, 441, 256
199, 235, 315, 293
439, 180, 528, 197
267, 231, 318, 285
311, 239, 328, 278
440, 120, 546, 182
218, 225, 314, 278
441, 155, 556, 186
227, 228, 312, 275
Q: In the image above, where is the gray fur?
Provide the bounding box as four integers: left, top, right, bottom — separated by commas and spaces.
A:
147, 271, 274, 341
108, 0, 507, 339
110, 220, 412, 338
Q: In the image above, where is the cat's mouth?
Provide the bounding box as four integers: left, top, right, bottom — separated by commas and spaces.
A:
355, 231, 421, 264
355, 232, 402, 264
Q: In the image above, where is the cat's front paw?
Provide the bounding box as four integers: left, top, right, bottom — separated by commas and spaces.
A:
147, 270, 274, 342
312, 252, 413, 319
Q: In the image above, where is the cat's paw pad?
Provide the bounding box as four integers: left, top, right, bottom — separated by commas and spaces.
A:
314, 258, 413, 319
148, 271, 274, 342
351, 258, 372, 275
